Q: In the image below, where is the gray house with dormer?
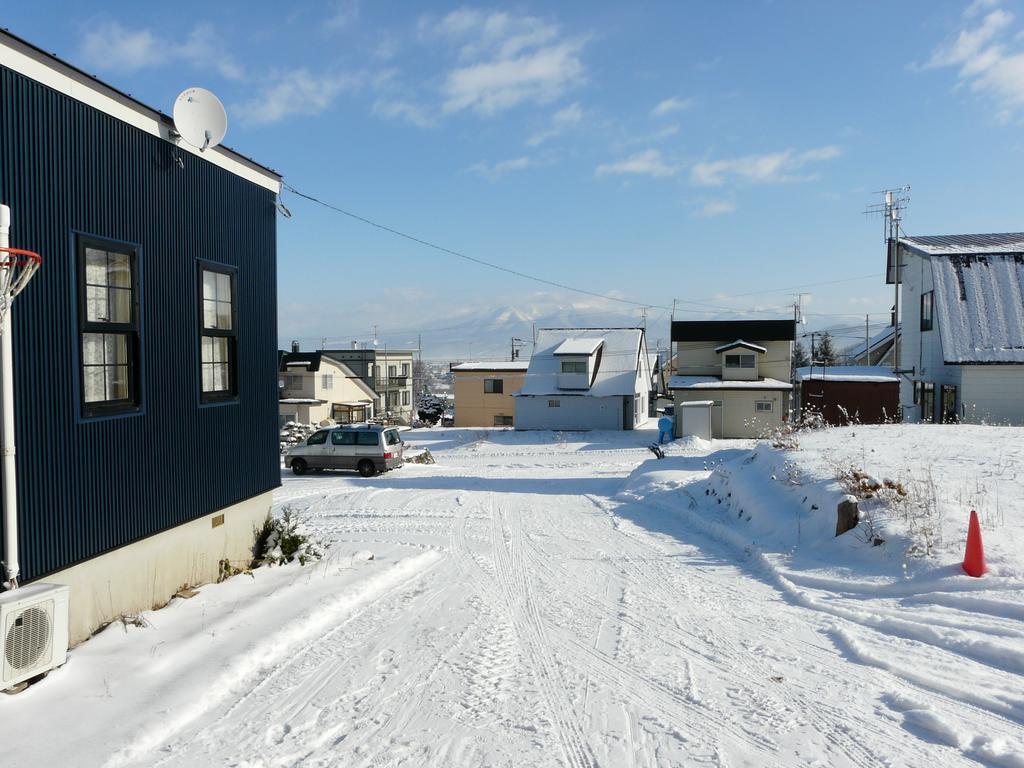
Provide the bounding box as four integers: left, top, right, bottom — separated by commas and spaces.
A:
890, 233, 1024, 425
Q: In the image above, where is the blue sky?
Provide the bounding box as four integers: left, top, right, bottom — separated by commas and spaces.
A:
5, 0, 1024, 357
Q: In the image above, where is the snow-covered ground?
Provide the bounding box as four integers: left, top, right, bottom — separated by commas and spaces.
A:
3, 425, 1023, 767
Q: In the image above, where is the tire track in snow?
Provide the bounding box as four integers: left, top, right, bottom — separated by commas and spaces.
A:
488, 503, 597, 768
526, 494, 921, 768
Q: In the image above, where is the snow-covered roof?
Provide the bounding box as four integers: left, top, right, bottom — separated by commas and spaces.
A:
553, 337, 604, 356
668, 376, 792, 391
714, 340, 767, 354
520, 328, 647, 397
844, 324, 898, 358
279, 398, 327, 405
794, 366, 899, 383
451, 361, 530, 371
900, 233, 1024, 255
930, 253, 1024, 364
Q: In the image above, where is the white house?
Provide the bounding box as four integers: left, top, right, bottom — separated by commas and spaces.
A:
891, 233, 1024, 424
514, 328, 651, 430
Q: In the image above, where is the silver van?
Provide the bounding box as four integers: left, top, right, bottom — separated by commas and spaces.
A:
286, 425, 405, 477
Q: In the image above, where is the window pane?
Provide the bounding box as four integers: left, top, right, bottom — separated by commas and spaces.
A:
86, 286, 108, 322
85, 249, 108, 285
213, 362, 229, 391
107, 253, 132, 288
108, 287, 132, 323
216, 300, 232, 330
202, 364, 214, 393
216, 273, 231, 303
104, 333, 128, 365
203, 270, 218, 300
107, 365, 129, 400
83, 366, 106, 403
203, 299, 218, 329
83, 333, 104, 365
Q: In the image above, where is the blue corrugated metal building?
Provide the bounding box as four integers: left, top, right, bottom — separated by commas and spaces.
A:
0, 29, 282, 642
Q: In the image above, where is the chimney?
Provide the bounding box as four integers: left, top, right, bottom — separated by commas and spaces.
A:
291, 340, 300, 353
352, 340, 359, 350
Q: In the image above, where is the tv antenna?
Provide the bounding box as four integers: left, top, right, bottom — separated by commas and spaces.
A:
863, 185, 911, 375
863, 185, 910, 243
172, 87, 228, 152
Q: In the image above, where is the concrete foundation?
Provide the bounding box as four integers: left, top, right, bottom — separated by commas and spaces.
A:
40, 491, 273, 645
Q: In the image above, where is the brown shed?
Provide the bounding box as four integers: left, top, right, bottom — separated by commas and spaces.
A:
795, 366, 900, 425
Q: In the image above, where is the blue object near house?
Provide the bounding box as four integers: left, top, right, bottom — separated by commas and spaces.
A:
658, 416, 674, 443
0, 29, 282, 642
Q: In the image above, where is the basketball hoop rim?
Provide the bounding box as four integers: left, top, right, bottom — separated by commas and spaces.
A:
0, 247, 41, 268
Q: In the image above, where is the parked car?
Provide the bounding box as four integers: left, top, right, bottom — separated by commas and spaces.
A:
286, 425, 405, 477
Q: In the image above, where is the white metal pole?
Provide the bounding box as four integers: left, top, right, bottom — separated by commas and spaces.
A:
0, 204, 20, 588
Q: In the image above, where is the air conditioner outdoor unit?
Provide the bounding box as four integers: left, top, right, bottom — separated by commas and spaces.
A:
1, 583, 70, 690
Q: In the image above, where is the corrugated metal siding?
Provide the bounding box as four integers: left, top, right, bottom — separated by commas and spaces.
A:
0, 66, 280, 582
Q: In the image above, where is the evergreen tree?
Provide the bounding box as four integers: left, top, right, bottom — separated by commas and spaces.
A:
792, 340, 809, 370
816, 331, 838, 366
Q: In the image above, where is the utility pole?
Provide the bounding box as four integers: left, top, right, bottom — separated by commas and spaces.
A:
511, 337, 524, 362
865, 314, 870, 365
864, 186, 909, 374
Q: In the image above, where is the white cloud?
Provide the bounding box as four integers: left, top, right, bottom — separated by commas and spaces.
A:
373, 99, 436, 128
651, 96, 693, 117
919, 6, 1024, 111
235, 69, 359, 125
468, 155, 539, 180
690, 145, 842, 187
326, 0, 360, 30
421, 10, 587, 116
78, 21, 242, 80
526, 101, 583, 145
595, 149, 678, 178
693, 200, 736, 218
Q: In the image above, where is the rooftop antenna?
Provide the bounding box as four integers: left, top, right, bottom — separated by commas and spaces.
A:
172, 87, 228, 152
864, 185, 910, 375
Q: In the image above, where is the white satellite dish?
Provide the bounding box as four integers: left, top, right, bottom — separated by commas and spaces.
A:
173, 87, 228, 152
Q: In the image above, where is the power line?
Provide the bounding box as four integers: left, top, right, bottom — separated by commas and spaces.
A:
283, 183, 671, 312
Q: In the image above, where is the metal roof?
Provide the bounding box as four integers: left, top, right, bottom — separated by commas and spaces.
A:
672, 320, 796, 343
0, 26, 281, 180
899, 233, 1024, 255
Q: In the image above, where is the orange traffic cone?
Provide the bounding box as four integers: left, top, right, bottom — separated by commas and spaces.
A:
962, 510, 987, 577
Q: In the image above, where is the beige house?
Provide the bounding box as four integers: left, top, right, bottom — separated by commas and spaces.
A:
451, 361, 529, 426
668, 320, 795, 438
279, 351, 377, 426
321, 346, 417, 425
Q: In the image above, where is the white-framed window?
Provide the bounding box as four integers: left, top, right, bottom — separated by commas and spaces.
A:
561, 360, 587, 374
755, 400, 773, 412
725, 354, 756, 369
321, 374, 334, 389
368, 363, 374, 378
389, 365, 397, 377
484, 378, 503, 393
493, 415, 514, 426
402, 362, 410, 376
548, 399, 560, 408
402, 390, 410, 405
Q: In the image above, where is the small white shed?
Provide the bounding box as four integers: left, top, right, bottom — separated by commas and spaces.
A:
678, 400, 713, 441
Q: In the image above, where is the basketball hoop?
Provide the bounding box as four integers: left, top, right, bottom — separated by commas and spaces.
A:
0, 247, 41, 334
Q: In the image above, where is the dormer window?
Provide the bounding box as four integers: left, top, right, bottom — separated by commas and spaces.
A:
561, 361, 587, 374
724, 354, 755, 369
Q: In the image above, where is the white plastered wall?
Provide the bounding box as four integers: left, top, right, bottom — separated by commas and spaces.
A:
41, 491, 272, 645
